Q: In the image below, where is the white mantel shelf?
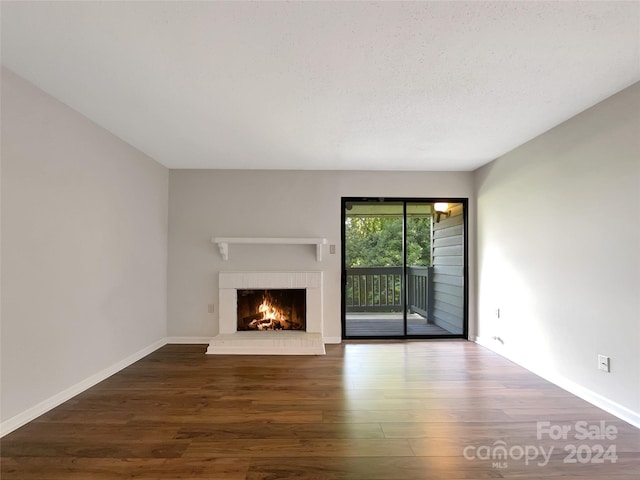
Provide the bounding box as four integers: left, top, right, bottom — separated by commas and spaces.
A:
212, 237, 328, 261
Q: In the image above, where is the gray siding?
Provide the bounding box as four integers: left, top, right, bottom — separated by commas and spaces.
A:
431, 206, 464, 334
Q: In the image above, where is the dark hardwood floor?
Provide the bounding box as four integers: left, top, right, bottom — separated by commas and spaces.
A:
1, 341, 639, 479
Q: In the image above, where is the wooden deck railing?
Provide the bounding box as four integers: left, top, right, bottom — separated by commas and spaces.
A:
407, 266, 432, 318
345, 267, 403, 312
345, 266, 433, 316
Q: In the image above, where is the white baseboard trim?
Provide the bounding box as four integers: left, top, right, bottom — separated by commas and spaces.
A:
166, 336, 212, 344
474, 336, 640, 429
323, 336, 342, 344
0, 338, 167, 438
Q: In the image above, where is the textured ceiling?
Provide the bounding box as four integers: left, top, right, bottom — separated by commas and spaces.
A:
2, 1, 639, 171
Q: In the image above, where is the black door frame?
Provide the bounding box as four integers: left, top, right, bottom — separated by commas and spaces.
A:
341, 197, 469, 340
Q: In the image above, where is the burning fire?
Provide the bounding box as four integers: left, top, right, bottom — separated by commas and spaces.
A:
249, 294, 290, 330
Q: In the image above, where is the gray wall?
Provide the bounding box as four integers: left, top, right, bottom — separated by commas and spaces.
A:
1, 68, 169, 425
475, 81, 640, 419
168, 170, 475, 342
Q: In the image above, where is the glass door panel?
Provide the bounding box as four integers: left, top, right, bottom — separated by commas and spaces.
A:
344, 200, 404, 337
424, 202, 466, 336
406, 203, 434, 336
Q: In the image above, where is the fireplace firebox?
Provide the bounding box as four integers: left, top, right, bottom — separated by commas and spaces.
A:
237, 289, 306, 331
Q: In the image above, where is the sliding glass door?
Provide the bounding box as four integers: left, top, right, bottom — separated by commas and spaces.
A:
342, 198, 467, 339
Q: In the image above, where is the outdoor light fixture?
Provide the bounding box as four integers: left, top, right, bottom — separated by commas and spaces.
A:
434, 202, 451, 223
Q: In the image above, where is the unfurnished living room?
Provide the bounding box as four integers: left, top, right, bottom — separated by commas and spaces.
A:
1, 1, 639, 479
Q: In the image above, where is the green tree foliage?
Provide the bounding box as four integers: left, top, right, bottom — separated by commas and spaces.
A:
345, 216, 431, 268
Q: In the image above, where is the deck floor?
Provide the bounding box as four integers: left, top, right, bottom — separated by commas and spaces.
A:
345, 312, 454, 336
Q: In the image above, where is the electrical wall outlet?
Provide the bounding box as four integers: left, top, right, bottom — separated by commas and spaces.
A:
330, 244, 336, 254
208, 304, 215, 314
598, 354, 610, 372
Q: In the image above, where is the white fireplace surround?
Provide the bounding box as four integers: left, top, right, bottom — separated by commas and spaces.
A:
206, 271, 325, 355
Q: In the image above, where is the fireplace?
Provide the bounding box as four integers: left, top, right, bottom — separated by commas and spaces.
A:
237, 289, 306, 331
207, 271, 325, 355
